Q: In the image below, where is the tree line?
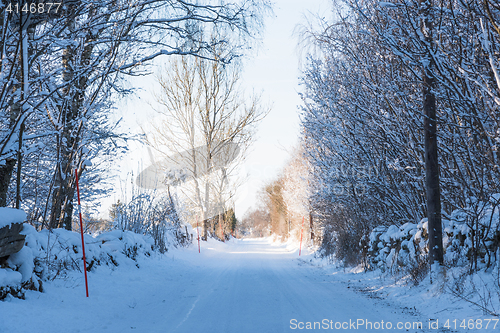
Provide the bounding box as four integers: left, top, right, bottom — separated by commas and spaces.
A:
246, 0, 500, 272
0, 0, 269, 243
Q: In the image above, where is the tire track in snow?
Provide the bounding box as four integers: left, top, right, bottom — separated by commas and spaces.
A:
175, 297, 200, 329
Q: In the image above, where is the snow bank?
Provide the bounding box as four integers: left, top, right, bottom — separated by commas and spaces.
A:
0, 224, 156, 300
0, 207, 26, 229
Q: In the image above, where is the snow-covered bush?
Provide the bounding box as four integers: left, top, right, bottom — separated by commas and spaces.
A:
0, 222, 156, 300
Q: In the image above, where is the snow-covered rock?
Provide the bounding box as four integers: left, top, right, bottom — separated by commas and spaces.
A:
0, 207, 26, 229
0, 208, 27, 261
366, 193, 500, 280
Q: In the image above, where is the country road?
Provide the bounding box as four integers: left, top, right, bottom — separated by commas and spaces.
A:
2, 238, 430, 333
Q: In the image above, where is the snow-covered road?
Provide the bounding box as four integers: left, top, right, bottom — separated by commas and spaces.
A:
2, 238, 428, 333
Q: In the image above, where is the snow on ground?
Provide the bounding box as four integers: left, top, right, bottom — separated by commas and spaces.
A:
303, 253, 500, 333
2, 236, 476, 333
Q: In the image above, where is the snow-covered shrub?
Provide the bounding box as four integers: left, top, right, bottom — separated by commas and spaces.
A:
109, 192, 190, 252
0, 245, 40, 300
0, 223, 156, 300
31, 227, 154, 278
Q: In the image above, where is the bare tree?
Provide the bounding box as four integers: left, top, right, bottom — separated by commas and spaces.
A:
147, 41, 268, 240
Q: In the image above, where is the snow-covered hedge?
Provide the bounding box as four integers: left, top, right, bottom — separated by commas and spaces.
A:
0, 207, 27, 229
367, 195, 500, 280
1, 223, 155, 300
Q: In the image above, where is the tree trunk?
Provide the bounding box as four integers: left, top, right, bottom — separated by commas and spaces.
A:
202, 218, 208, 241
0, 159, 16, 207
421, 0, 444, 265
219, 213, 224, 241
202, 175, 210, 240
1, 15, 28, 208
424, 72, 443, 265
309, 212, 314, 246
49, 5, 93, 230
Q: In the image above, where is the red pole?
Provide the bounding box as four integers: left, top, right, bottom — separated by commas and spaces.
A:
299, 216, 304, 256
75, 168, 89, 297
